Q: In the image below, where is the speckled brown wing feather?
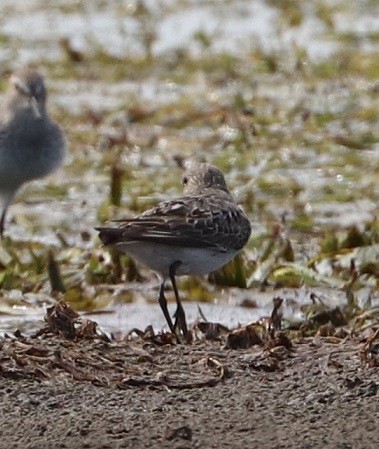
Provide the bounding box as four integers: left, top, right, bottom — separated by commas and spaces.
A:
96, 192, 251, 251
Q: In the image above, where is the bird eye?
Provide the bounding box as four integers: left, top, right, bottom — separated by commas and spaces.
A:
183, 176, 189, 185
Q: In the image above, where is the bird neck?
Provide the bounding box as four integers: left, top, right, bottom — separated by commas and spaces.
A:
188, 188, 234, 202
2, 96, 46, 124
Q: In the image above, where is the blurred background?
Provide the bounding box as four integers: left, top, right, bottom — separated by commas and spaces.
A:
0, 0, 378, 334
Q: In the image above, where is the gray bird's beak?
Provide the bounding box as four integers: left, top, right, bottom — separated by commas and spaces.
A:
29, 96, 42, 118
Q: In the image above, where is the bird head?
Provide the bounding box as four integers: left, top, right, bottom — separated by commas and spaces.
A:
9, 69, 47, 118
182, 162, 230, 196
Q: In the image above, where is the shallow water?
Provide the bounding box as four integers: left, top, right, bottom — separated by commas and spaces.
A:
1, 286, 377, 336
0, 0, 345, 63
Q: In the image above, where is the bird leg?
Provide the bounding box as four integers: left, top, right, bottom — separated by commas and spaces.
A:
0, 195, 14, 240
0, 208, 6, 239
158, 280, 175, 335
169, 260, 190, 343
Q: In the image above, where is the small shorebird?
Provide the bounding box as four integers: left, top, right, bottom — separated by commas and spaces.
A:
0, 68, 66, 238
96, 162, 251, 342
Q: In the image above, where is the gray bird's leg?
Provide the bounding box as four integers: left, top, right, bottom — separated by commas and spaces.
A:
0, 206, 8, 239
0, 193, 15, 239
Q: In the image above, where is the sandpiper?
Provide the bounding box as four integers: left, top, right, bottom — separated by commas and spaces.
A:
0, 68, 66, 238
96, 162, 251, 342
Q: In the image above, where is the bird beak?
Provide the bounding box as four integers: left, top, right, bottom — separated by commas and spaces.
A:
29, 96, 42, 118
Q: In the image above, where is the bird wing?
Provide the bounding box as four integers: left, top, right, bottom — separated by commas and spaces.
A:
96, 194, 250, 251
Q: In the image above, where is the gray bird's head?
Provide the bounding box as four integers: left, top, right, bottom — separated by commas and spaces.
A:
7, 68, 47, 118
182, 162, 230, 195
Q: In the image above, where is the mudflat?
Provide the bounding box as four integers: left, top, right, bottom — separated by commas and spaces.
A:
0, 318, 378, 449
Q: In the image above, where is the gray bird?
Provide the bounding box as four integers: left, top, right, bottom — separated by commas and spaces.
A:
96, 162, 251, 342
0, 68, 66, 237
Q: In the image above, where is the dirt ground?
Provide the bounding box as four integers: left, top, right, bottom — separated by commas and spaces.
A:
0, 309, 378, 449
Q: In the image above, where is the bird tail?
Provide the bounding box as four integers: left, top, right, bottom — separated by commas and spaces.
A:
95, 227, 123, 245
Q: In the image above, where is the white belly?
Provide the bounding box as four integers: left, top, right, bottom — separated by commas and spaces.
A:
116, 241, 238, 277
